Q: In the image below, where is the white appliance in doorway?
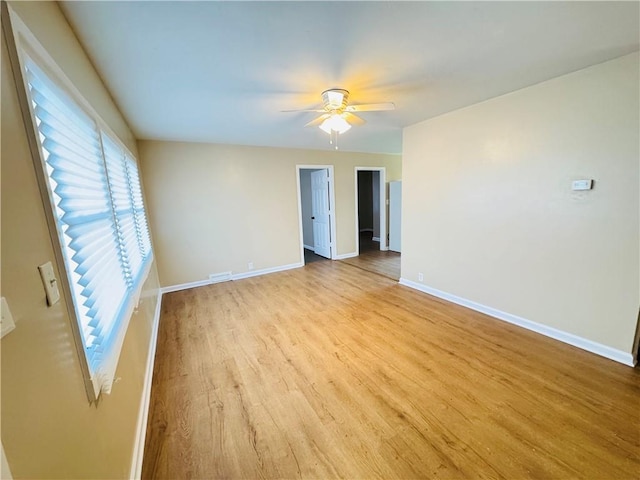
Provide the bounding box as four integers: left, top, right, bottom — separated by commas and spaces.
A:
389, 181, 402, 253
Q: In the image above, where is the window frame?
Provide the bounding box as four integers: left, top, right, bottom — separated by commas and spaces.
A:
3, 5, 153, 403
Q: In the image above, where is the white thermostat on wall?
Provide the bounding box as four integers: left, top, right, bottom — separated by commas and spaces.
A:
572, 179, 593, 191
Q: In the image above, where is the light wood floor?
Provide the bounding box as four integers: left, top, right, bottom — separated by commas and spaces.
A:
142, 261, 639, 479
339, 232, 401, 280
339, 249, 400, 280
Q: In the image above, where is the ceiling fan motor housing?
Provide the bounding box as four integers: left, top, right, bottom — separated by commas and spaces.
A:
322, 89, 349, 111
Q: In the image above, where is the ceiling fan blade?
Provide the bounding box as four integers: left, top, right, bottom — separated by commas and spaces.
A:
346, 102, 395, 112
305, 114, 330, 127
281, 108, 327, 113
344, 112, 366, 126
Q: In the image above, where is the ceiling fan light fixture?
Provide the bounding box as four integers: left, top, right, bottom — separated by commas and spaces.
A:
283, 87, 393, 149
319, 113, 351, 134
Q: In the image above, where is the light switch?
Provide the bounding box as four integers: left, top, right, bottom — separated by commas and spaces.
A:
1, 297, 16, 338
38, 261, 60, 306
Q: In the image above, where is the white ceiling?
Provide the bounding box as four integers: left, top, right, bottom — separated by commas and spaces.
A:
59, 1, 639, 155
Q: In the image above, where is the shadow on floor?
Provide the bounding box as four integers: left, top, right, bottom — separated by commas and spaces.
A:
304, 248, 329, 264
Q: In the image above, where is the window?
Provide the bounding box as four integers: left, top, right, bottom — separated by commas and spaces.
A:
20, 52, 153, 400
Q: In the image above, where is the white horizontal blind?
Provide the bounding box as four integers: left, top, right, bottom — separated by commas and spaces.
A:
23, 55, 152, 397
103, 134, 140, 282
126, 154, 153, 264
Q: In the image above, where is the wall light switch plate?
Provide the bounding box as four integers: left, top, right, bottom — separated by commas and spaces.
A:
1, 297, 16, 338
38, 261, 61, 306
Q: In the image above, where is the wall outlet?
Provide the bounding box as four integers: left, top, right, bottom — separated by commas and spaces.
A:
248, 262, 254, 270
418, 272, 424, 282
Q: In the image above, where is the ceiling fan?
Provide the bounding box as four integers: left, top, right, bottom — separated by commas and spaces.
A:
283, 88, 395, 149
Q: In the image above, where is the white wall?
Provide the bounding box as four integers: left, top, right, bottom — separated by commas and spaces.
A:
402, 53, 639, 360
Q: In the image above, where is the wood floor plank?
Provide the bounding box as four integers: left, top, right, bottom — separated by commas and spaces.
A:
142, 261, 640, 479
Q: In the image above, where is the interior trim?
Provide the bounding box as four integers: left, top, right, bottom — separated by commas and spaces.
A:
162, 262, 304, 294
335, 252, 358, 260
231, 262, 302, 281
399, 278, 636, 367
129, 288, 163, 480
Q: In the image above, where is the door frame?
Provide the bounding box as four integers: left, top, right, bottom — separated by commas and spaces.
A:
296, 165, 337, 263
354, 167, 387, 252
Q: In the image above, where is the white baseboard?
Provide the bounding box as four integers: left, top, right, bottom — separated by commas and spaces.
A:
303, 244, 314, 251
399, 278, 636, 367
161, 279, 211, 294
162, 263, 304, 293
335, 251, 358, 260
232, 262, 302, 281
129, 288, 163, 479
359, 228, 374, 233
372, 236, 380, 242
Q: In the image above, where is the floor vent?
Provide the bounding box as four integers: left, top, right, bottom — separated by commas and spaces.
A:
209, 272, 232, 284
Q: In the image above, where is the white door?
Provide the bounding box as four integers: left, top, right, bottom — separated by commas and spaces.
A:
311, 169, 331, 258
389, 181, 402, 253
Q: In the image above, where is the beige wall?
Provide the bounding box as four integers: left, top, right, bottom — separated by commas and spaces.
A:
1, 2, 160, 478
138, 140, 401, 287
402, 53, 639, 355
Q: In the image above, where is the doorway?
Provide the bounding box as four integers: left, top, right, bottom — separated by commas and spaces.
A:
340, 167, 400, 281
355, 167, 386, 253
297, 165, 337, 265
